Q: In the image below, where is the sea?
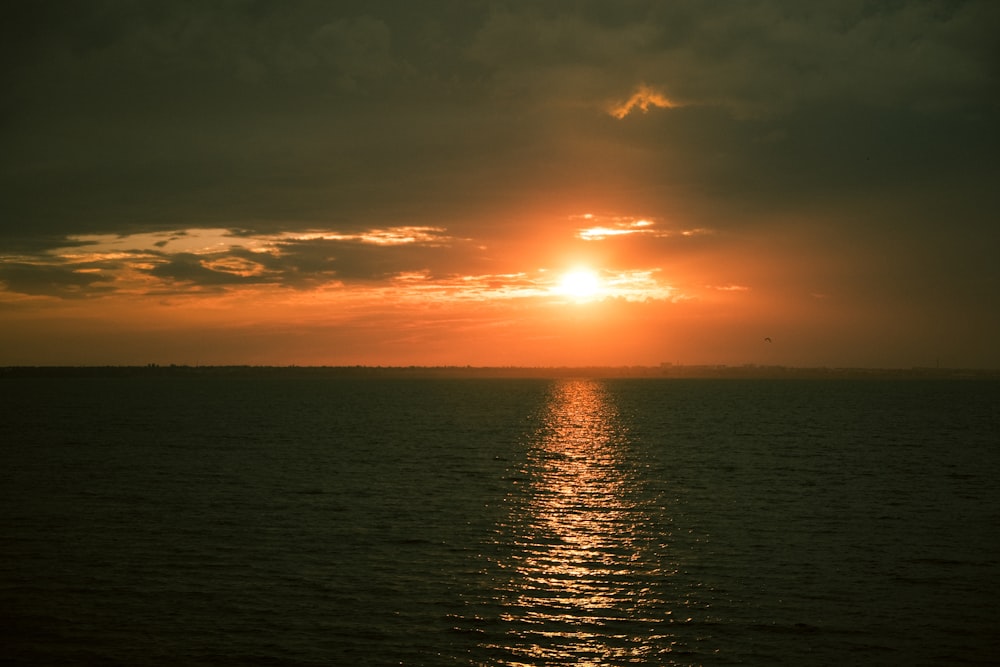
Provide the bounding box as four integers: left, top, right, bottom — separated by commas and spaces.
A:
1, 373, 998, 666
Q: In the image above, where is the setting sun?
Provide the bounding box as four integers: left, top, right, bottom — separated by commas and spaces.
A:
558, 268, 602, 301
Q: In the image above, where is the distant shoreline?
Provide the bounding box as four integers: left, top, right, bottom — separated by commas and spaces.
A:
2, 365, 998, 380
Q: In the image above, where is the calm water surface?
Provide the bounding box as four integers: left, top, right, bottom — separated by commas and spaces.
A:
1, 376, 998, 665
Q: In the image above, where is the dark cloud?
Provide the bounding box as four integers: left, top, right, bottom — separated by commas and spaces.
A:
147, 252, 261, 287
267, 239, 414, 282
5, 1, 994, 242
136, 231, 469, 291
0, 262, 111, 298
0, 233, 97, 254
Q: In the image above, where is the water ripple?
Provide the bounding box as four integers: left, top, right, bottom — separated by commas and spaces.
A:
469, 379, 707, 665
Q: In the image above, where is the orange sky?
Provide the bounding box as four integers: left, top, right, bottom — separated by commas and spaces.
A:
1, 205, 988, 368
2, 2, 998, 368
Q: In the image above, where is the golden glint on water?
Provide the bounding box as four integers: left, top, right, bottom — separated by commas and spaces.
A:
489, 379, 677, 665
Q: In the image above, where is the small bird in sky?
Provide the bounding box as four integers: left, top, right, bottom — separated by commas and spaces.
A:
764, 337, 772, 343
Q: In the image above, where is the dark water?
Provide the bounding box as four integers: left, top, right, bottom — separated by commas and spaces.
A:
2, 376, 998, 665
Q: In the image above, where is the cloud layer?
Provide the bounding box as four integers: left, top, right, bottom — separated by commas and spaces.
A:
2, 1, 998, 367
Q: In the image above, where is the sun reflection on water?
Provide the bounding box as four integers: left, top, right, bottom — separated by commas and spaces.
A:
484, 379, 684, 665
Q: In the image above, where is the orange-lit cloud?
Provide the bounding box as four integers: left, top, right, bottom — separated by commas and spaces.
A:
366, 267, 679, 305
572, 214, 710, 241
277, 227, 451, 246
0, 222, 688, 308
577, 217, 654, 240
608, 84, 679, 119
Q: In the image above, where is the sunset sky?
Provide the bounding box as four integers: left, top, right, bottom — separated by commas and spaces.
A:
2, 1, 998, 368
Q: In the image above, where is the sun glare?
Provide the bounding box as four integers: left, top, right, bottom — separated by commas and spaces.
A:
558, 269, 602, 301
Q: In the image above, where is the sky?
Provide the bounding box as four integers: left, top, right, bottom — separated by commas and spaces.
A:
2, 0, 998, 368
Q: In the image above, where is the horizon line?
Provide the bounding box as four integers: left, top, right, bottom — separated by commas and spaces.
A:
2, 364, 998, 379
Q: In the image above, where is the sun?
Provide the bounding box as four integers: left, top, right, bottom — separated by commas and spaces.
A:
558, 268, 602, 301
